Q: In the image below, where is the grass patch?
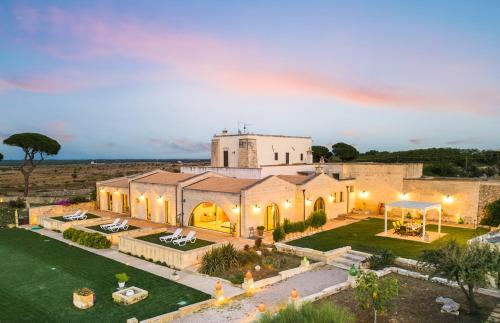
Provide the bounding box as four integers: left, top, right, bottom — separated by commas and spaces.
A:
51, 213, 100, 222
287, 218, 488, 259
137, 232, 214, 251
86, 224, 140, 233
0, 228, 209, 322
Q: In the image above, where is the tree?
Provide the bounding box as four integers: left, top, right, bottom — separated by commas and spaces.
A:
0, 152, 3, 161
3, 133, 61, 197
480, 199, 500, 227
332, 142, 359, 161
419, 240, 500, 314
311, 145, 332, 162
355, 271, 399, 323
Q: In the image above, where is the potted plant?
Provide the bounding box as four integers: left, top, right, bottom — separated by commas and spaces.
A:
115, 273, 129, 288
256, 225, 265, 237
73, 287, 95, 309
171, 271, 180, 281
405, 212, 412, 220
230, 223, 238, 237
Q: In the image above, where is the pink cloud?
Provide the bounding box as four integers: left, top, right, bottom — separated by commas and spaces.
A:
46, 122, 74, 142
6, 5, 499, 116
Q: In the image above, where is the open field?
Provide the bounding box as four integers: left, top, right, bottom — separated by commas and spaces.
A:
0, 228, 210, 322
0, 160, 208, 197
287, 218, 488, 259
318, 273, 497, 322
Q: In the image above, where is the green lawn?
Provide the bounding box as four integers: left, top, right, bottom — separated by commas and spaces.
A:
86, 224, 140, 233
287, 218, 488, 259
51, 213, 100, 222
137, 232, 215, 251
0, 229, 210, 322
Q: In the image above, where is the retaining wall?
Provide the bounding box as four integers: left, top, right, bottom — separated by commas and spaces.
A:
29, 202, 96, 225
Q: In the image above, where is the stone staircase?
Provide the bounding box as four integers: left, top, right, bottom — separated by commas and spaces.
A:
328, 249, 369, 270
486, 302, 500, 323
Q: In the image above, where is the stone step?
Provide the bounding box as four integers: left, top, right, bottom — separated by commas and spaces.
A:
348, 249, 372, 258
329, 261, 352, 270
344, 253, 367, 262
329, 256, 361, 269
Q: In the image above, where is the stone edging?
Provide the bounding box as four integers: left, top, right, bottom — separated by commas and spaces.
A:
252, 261, 325, 289
274, 242, 351, 262
138, 298, 216, 323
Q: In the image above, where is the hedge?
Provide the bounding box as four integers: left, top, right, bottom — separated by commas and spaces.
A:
274, 210, 327, 242
63, 228, 111, 249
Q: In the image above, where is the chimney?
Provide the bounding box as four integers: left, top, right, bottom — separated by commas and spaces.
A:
222, 128, 228, 135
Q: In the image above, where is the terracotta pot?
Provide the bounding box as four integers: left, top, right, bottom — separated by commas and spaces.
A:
73, 292, 94, 309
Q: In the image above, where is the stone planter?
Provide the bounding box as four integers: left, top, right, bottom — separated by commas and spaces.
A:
73, 288, 95, 309
112, 286, 148, 305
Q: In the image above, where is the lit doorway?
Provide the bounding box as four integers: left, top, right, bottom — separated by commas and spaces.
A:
189, 202, 231, 233
314, 197, 325, 212
265, 203, 280, 230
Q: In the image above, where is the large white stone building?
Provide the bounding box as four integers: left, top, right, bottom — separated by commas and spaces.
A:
97, 130, 500, 237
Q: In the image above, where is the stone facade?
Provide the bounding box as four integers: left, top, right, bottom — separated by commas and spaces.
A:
29, 201, 96, 225
478, 182, 500, 221
237, 138, 258, 168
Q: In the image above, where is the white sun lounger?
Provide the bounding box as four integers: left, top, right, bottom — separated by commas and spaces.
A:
63, 210, 81, 219
172, 231, 196, 246
159, 228, 182, 243
100, 218, 120, 230
68, 211, 87, 221
109, 219, 129, 232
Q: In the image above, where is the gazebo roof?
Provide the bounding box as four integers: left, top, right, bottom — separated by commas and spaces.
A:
386, 200, 441, 210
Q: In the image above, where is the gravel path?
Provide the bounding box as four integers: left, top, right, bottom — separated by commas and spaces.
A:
172, 265, 348, 323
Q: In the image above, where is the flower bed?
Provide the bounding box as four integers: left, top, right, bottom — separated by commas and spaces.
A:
137, 232, 214, 251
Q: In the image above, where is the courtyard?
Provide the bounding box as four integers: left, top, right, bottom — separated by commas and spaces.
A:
0, 228, 210, 322
287, 218, 488, 259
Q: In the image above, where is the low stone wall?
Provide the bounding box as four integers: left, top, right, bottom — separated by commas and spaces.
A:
41, 216, 110, 232
75, 226, 161, 245
29, 202, 96, 225
275, 243, 351, 263
252, 261, 325, 289
140, 299, 215, 323
119, 233, 225, 270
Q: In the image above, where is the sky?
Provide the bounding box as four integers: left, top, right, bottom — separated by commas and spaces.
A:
0, 0, 499, 159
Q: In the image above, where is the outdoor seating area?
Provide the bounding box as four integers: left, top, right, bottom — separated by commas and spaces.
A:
62, 210, 88, 221
392, 220, 423, 236
87, 220, 139, 234
137, 230, 214, 252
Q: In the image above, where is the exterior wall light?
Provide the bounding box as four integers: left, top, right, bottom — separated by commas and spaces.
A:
252, 204, 261, 213
400, 193, 409, 200
232, 205, 240, 213
157, 196, 164, 202
305, 198, 312, 205
328, 194, 334, 203
114, 190, 119, 194
360, 191, 368, 198
99, 188, 105, 193
444, 195, 453, 204
138, 194, 145, 202
284, 200, 292, 208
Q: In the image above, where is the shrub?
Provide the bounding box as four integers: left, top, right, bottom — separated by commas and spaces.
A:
355, 271, 399, 322
283, 218, 309, 234
8, 198, 26, 209
237, 250, 261, 265
69, 195, 89, 204
243, 244, 250, 252
229, 272, 244, 284
272, 226, 286, 242
115, 273, 129, 283
308, 210, 327, 229
258, 302, 355, 323
62, 228, 111, 249
480, 199, 500, 227
199, 243, 239, 275
367, 248, 396, 270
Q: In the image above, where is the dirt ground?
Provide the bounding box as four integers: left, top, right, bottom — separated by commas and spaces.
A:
319, 274, 497, 323
0, 161, 208, 197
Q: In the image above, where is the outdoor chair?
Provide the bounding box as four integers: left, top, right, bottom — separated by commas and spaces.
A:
109, 219, 129, 232
392, 222, 401, 234
63, 210, 81, 219
70, 211, 88, 221
159, 228, 183, 243
100, 218, 120, 230
173, 231, 196, 246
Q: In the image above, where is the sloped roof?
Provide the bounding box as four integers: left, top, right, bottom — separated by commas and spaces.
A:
100, 178, 130, 188
277, 174, 317, 185
185, 177, 259, 194
133, 171, 197, 185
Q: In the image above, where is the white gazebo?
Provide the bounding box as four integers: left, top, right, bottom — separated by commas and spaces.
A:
384, 200, 442, 241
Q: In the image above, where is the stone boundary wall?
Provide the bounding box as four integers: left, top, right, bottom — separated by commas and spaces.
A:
478, 182, 500, 221
119, 233, 225, 270
275, 242, 351, 262
74, 226, 163, 245
29, 202, 96, 225
41, 216, 110, 232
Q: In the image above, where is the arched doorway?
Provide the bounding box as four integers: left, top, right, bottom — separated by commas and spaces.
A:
265, 203, 280, 230
189, 202, 231, 233
314, 197, 325, 212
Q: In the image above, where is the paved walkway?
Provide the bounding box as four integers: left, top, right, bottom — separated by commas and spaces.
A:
172, 265, 348, 323
33, 228, 244, 298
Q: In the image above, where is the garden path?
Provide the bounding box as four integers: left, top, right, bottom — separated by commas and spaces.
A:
33, 228, 245, 298
171, 265, 348, 323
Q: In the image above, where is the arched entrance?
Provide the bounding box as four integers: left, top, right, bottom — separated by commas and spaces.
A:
314, 197, 325, 212
189, 202, 231, 233
265, 203, 280, 230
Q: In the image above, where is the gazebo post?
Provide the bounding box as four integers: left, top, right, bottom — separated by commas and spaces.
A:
438, 206, 442, 237
422, 208, 426, 241
384, 207, 388, 235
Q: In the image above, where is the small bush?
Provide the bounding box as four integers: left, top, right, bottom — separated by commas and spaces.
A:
237, 250, 261, 265
308, 210, 327, 229
8, 198, 26, 209
69, 195, 90, 204
199, 243, 239, 275
229, 272, 244, 284
243, 244, 250, 252
367, 248, 396, 270
115, 273, 129, 283
481, 199, 500, 227
258, 302, 355, 323
272, 226, 286, 242
62, 228, 111, 249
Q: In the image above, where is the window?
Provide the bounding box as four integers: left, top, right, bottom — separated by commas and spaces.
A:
122, 194, 129, 213
274, 152, 279, 160
164, 200, 170, 224
313, 197, 325, 212
223, 150, 229, 167
146, 198, 151, 220
333, 192, 337, 203
285, 152, 290, 164
106, 192, 113, 211
332, 173, 340, 180
339, 192, 344, 202
300, 153, 304, 161
349, 186, 354, 192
